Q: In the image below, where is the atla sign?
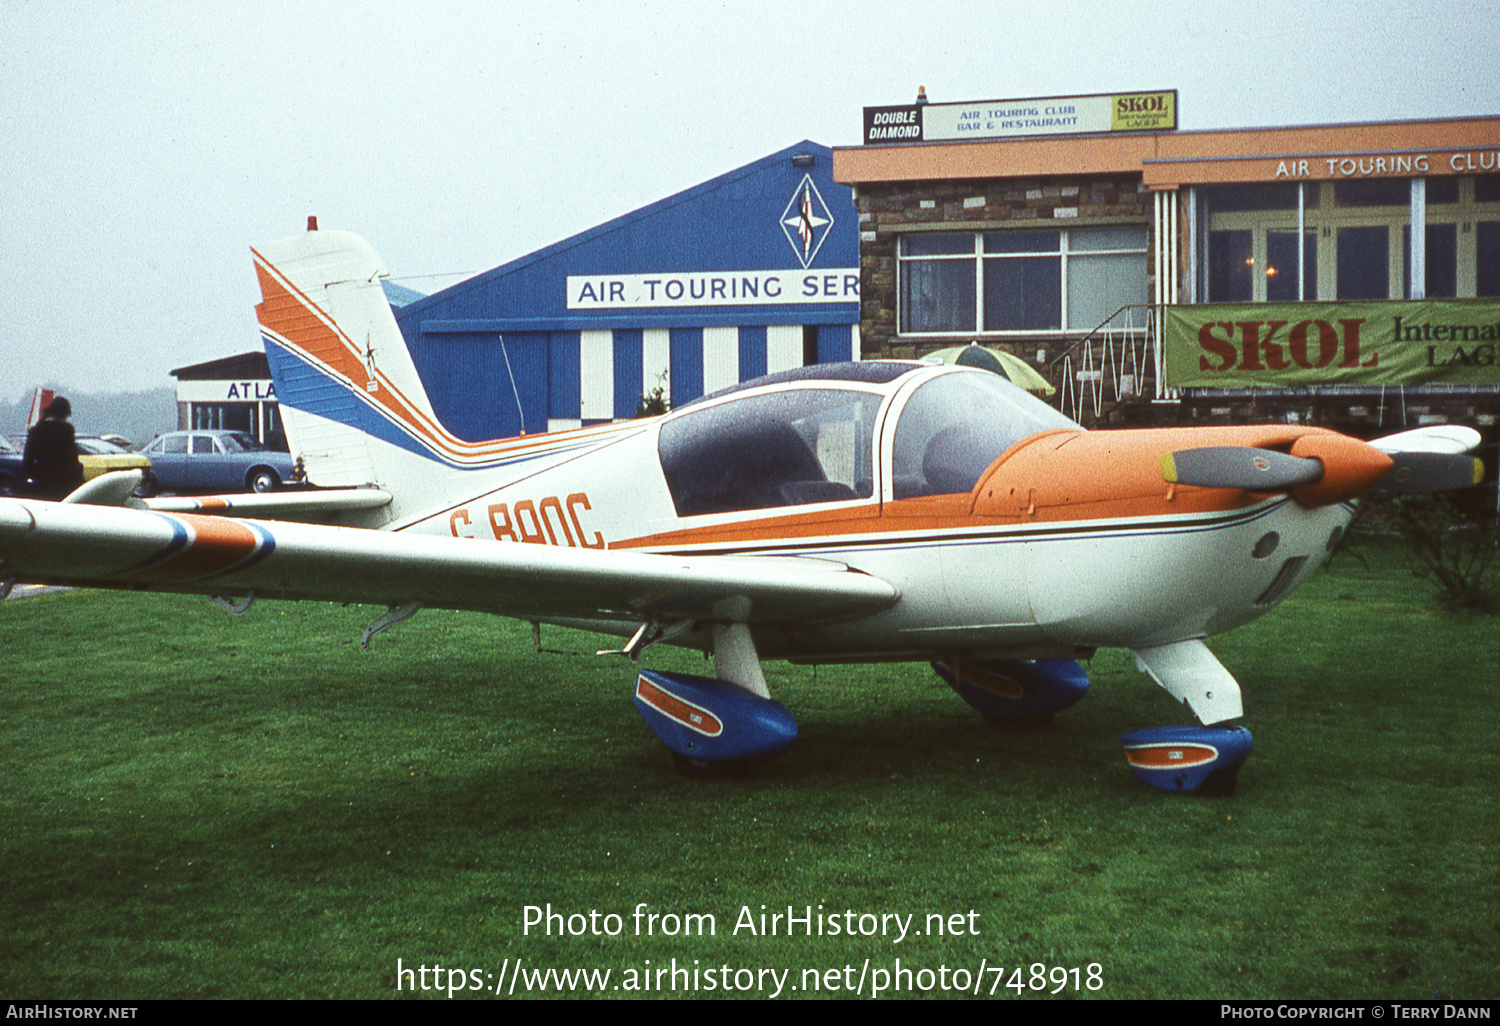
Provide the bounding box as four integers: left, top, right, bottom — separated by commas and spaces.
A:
1164, 300, 1500, 387
175, 379, 278, 403
863, 90, 1176, 144
567, 175, 856, 310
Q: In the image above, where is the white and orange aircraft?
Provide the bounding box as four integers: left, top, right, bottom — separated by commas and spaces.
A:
0, 227, 1484, 792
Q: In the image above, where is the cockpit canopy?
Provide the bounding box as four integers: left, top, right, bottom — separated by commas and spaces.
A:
657, 363, 1078, 517
659, 387, 882, 517
891, 369, 1077, 498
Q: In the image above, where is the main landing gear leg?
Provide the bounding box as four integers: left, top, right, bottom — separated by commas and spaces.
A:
1123, 640, 1253, 795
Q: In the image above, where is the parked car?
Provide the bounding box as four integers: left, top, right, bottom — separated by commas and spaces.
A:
0, 435, 22, 495
0, 433, 153, 496
75, 436, 153, 481
138, 430, 299, 494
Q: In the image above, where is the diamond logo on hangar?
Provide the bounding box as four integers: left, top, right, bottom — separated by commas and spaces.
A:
780, 175, 834, 269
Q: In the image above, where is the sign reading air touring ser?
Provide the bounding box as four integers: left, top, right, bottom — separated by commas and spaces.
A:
566, 172, 858, 310
863, 90, 1176, 144
1164, 299, 1500, 387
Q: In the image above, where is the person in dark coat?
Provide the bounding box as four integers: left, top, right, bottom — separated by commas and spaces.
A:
23, 397, 84, 500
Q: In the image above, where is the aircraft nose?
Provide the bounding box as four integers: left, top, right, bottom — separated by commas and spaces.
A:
1284, 434, 1394, 506
1159, 433, 1395, 507
970, 425, 1415, 522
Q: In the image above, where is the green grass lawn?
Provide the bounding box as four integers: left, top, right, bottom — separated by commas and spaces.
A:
1, 541, 1496, 999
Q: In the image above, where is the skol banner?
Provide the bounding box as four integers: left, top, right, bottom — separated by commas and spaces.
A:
1164, 300, 1500, 387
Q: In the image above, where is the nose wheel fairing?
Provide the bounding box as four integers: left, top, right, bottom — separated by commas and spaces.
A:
1122, 724, 1253, 795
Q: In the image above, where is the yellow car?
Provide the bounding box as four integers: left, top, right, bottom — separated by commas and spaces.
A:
74, 436, 153, 483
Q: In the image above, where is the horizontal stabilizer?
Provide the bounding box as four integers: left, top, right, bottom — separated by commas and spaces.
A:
62, 470, 144, 506
138, 488, 393, 520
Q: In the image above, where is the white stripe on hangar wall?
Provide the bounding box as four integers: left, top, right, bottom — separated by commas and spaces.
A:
767, 325, 804, 375
703, 326, 739, 396
580, 329, 613, 421
644, 328, 671, 406
547, 324, 858, 433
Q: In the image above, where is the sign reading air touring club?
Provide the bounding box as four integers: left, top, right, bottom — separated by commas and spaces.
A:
863, 90, 1177, 144
567, 174, 858, 310
1164, 299, 1500, 388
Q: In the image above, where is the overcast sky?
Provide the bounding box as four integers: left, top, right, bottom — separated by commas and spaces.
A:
2, 0, 1497, 402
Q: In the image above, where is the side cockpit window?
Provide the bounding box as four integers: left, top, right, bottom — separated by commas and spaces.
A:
892, 371, 1078, 498
659, 389, 882, 517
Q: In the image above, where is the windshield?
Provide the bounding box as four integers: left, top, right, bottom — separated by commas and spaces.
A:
892, 370, 1078, 498
222, 432, 263, 452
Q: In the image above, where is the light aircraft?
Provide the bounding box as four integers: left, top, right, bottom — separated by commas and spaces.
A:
0, 227, 1485, 792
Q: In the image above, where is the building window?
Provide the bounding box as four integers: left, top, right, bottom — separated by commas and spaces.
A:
1404, 223, 1458, 298
191, 403, 253, 433
1205, 185, 1319, 301
899, 234, 977, 333
1208, 229, 1254, 301
1201, 176, 1500, 302
1479, 222, 1500, 297
1336, 225, 1389, 300
899, 226, 1146, 335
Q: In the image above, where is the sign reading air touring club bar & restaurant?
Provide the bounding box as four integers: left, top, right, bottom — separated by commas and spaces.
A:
1165, 300, 1500, 388
863, 90, 1177, 144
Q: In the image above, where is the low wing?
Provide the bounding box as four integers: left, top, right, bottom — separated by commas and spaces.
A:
0, 498, 897, 626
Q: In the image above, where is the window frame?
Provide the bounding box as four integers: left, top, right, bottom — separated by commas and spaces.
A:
897, 225, 1148, 338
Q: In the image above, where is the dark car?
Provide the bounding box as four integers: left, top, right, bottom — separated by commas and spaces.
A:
138, 430, 299, 494
0, 435, 22, 495
0, 433, 154, 496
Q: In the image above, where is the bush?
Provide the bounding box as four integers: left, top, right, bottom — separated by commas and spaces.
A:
635, 381, 669, 418
1391, 492, 1499, 612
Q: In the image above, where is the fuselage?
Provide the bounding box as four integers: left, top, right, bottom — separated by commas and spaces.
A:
365, 363, 1355, 662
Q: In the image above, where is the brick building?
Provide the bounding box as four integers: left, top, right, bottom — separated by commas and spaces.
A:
834, 92, 1500, 436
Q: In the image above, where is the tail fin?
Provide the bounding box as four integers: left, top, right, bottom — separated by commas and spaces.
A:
253, 226, 632, 527
253, 227, 440, 490
27, 387, 55, 429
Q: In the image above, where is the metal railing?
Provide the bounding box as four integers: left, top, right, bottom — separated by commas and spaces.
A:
1049, 305, 1170, 424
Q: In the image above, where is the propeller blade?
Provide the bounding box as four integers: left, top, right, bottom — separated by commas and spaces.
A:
1160, 447, 1323, 491
1371, 424, 1481, 455
1377, 451, 1485, 494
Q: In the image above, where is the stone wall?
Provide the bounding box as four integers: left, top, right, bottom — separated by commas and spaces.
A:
855, 174, 1153, 358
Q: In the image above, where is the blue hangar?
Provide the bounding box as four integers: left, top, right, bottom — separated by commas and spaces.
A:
393, 141, 860, 442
